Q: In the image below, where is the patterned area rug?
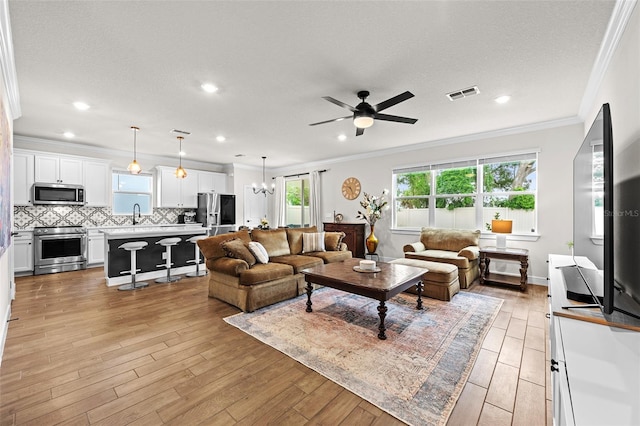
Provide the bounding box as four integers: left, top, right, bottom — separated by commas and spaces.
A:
224, 288, 503, 426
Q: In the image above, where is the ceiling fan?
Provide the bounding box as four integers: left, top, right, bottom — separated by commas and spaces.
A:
309, 90, 418, 136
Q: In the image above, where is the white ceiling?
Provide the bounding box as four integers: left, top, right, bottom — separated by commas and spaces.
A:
9, 0, 616, 169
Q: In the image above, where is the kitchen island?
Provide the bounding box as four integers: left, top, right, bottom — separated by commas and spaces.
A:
101, 225, 208, 286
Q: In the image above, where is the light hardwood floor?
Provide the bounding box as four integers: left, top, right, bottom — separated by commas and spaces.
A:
1, 267, 550, 425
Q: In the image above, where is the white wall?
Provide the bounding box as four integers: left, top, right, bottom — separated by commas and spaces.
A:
230, 163, 268, 227
586, 2, 640, 294
587, 3, 640, 170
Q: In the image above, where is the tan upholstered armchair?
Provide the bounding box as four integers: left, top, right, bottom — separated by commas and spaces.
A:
403, 227, 480, 288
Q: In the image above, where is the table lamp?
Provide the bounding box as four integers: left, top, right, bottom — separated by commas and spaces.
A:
492, 219, 513, 249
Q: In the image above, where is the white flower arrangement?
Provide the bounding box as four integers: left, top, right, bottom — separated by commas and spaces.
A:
356, 189, 389, 226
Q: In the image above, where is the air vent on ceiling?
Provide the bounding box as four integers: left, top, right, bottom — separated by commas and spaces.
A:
446, 86, 480, 101
234, 154, 245, 157
170, 129, 191, 135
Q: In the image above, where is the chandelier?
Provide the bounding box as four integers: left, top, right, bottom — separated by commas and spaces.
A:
253, 156, 275, 196
175, 136, 187, 179
127, 126, 142, 174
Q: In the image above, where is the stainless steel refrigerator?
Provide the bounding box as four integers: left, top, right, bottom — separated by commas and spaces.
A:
196, 192, 237, 235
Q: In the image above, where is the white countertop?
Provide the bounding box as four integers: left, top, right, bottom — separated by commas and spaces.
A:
100, 225, 207, 239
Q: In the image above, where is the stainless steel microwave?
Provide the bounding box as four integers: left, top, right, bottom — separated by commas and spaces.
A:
31, 182, 85, 205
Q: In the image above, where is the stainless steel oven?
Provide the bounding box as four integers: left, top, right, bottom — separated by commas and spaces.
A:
33, 226, 87, 275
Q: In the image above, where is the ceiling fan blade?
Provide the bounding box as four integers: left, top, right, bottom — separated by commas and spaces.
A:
374, 91, 415, 112
323, 96, 358, 112
374, 113, 418, 124
309, 116, 352, 126
356, 127, 365, 137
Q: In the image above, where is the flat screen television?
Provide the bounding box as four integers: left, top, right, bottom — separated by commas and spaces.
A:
569, 103, 640, 319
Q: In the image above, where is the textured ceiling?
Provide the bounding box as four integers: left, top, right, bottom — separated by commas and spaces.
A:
9, 0, 616, 168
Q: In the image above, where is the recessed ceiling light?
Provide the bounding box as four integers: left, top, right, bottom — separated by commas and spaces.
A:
73, 101, 90, 111
179, 151, 186, 157
201, 83, 219, 93
337, 134, 347, 141
63, 131, 75, 138
495, 95, 511, 104
216, 135, 226, 142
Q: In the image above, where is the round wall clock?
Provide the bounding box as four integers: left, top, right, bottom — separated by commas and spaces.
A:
341, 177, 361, 200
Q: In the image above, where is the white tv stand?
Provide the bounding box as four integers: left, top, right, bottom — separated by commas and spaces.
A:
548, 255, 640, 426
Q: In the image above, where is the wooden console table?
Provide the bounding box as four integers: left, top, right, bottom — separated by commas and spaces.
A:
479, 246, 529, 291
323, 222, 365, 258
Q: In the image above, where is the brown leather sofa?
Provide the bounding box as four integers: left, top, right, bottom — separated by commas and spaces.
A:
402, 227, 480, 288
197, 226, 351, 312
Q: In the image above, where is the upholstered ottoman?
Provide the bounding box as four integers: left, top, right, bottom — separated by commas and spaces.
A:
390, 258, 460, 301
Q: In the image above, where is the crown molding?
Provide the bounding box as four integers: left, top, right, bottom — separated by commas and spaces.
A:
0, 0, 21, 118
13, 134, 226, 172
272, 115, 581, 175
579, 0, 638, 119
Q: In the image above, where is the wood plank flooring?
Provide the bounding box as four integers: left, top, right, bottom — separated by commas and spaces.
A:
1, 267, 550, 425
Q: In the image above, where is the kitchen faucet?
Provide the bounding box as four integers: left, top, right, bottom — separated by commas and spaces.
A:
133, 203, 141, 225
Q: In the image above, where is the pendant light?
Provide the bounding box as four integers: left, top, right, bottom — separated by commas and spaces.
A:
252, 156, 275, 196
175, 136, 187, 179
127, 126, 142, 174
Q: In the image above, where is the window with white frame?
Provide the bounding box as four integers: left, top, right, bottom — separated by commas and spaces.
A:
393, 152, 537, 233
112, 171, 153, 215
285, 177, 310, 228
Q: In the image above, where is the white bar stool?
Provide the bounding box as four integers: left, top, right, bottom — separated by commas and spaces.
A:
155, 237, 182, 283
118, 241, 149, 291
186, 235, 208, 277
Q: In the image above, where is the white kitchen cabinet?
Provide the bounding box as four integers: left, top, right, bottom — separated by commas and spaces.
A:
87, 230, 105, 265
83, 160, 111, 206
12, 151, 34, 205
156, 166, 198, 208
548, 255, 640, 426
13, 231, 33, 273
34, 154, 83, 184
197, 170, 227, 193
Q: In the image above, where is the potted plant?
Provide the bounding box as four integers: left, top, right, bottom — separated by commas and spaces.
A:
490, 212, 513, 234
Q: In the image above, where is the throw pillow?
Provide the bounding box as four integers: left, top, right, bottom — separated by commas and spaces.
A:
324, 231, 345, 251
221, 238, 256, 267
251, 228, 291, 257
302, 232, 326, 253
247, 241, 269, 264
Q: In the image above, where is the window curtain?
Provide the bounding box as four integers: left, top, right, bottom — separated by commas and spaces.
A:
309, 170, 322, 227
273, 175, 286, 227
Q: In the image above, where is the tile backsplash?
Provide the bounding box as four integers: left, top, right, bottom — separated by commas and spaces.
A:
14, 205, 186, 229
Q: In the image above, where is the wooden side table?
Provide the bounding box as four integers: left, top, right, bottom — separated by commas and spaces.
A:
479, 247, 529, 291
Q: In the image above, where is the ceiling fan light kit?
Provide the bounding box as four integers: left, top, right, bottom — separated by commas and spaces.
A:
310, 90, 417, 136
353, 113, 374, 129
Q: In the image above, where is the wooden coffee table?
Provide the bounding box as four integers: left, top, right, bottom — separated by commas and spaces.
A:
302, 258, 427, 340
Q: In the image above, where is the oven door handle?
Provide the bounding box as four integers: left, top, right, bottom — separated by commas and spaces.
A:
36, 234, 86, 240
